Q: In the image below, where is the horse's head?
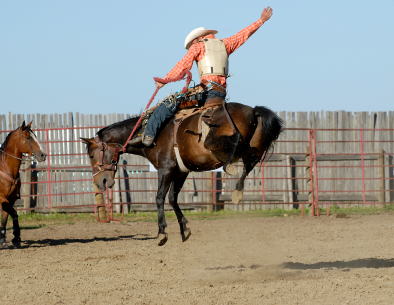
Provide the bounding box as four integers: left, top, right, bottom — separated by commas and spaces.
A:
19, 121, 47, 162
81, 137, 120, 192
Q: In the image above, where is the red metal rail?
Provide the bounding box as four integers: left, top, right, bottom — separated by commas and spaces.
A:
1, 126, 393, 220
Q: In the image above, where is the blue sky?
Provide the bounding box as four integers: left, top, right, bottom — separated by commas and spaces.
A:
1, 0, 393, 115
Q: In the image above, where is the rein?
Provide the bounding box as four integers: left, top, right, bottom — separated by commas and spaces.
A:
91, 71, 192, 176
121, 70, 192, 153
0, 149, 23, 161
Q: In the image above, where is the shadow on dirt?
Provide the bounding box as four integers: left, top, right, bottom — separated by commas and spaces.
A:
281, 258, 394, 270
20, 234, 156, 248
205, 258, 394, 273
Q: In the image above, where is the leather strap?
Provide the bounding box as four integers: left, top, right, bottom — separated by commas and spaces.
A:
201, 80, 226, 94
0, 170, 19, 185
221, 99, 237, 134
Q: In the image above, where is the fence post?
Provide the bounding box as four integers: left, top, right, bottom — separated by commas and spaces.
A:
378, 149, 385, 206
305, 146, 312, 215
282, 155, 289, 208
206, 172, 213, 212
286, 155, 294, 209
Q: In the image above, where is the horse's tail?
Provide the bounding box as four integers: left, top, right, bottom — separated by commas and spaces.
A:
250, 106, 284, 161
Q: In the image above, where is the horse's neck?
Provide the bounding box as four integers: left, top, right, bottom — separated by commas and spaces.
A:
103, 126, 146, 158
0, 136, 22, 178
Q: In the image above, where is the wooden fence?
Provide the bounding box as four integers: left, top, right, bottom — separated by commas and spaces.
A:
1, 111, 393, 212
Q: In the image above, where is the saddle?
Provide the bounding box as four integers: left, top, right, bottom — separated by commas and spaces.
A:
172, 97, 237, 173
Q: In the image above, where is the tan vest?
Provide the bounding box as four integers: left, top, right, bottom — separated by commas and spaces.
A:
197, 39, 229, 78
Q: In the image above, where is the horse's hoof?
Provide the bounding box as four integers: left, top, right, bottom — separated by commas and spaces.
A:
182, 228, 191, 242
0, 242, 9, 249
158, 233, 168, 246
12, 238, 21, 248
232, 190, 243, 204
224, 164, 238, 176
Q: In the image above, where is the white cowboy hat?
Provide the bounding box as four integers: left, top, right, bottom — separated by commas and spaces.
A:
184, 27, 218, 50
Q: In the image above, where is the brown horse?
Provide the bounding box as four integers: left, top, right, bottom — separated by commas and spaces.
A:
0, 121, 47, 249
82, 103, 283, 246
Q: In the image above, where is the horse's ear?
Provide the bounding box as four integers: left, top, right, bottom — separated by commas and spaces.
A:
27, 121, 33, 129
21, 121, 26, 130
80, 137, 94, 145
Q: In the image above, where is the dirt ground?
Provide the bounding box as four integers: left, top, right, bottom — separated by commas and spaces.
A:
2, 214, 394, 304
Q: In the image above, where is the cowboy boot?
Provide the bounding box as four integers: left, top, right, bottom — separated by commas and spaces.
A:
142, 135, 154, 147
128, 125, 146, 146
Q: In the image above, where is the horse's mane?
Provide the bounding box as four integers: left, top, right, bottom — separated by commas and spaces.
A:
0, 130, 15, 160
96, 115, 141, 139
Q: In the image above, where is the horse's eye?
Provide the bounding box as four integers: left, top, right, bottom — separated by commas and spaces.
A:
90, 155, 94, 159
26, 137, 31, 140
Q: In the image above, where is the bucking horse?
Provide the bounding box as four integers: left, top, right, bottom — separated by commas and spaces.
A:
82, 100, 283, 246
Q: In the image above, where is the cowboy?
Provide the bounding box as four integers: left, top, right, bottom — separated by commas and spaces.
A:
131, 6, 273, 147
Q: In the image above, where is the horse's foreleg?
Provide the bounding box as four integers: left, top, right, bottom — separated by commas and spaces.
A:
156, 169, 173, 246
168, 173, 191, 242
0, 204, 9, 249
9, 207, 21, 248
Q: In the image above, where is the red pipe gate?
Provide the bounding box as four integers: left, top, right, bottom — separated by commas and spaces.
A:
1, 127, 393, 220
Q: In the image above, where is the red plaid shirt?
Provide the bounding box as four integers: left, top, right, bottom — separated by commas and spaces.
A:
163, 19, 264, 88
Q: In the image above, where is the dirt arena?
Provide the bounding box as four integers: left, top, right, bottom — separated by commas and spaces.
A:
2, 213, 394, 304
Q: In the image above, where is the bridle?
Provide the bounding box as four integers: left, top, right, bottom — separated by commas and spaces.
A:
91, 135, 121, 177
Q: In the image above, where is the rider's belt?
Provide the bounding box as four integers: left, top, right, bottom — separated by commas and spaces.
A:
201, 80, 226, 94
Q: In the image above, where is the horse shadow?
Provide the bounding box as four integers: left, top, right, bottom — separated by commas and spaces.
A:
281, 258, 394, 271
205, 258, 394, 272
19, 234, 156, 249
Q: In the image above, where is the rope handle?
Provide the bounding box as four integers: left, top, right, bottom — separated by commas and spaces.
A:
122, 70, 192, 152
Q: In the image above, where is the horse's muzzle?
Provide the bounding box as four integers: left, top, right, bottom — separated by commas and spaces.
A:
34, 152, 47, 162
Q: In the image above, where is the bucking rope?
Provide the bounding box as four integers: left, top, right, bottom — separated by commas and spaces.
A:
122, 70, 192, 153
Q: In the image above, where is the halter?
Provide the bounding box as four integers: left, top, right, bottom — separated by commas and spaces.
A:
92, 135, 121, 177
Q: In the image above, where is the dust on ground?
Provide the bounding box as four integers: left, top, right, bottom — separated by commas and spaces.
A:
1, 214, 394, 304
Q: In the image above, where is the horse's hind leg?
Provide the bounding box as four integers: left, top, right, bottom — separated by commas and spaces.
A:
223, 131, 241, 176
232, 156, 263, 204
205, 130, 242, 176
168, 173, 191, 242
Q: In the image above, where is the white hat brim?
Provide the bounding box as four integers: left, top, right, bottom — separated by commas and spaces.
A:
185, 28, 218, 49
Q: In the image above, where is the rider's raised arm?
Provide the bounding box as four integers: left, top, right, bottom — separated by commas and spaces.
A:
163, 45, 200, 81
223, 6, 273, 55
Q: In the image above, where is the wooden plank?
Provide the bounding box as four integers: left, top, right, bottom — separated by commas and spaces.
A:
75, 113, 82, 206
49, 114, 57, 207
35, 113, 43, 208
